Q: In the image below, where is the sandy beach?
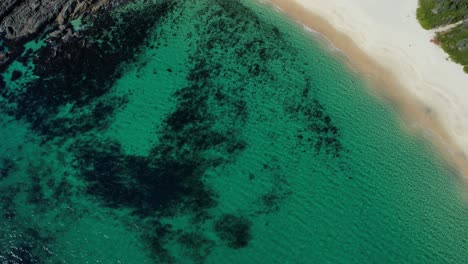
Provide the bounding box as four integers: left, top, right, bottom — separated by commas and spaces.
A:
266, 0, 468, 177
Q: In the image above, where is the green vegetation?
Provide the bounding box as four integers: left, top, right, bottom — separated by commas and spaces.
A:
437, 23, 468, 72
417, 0, 468, 29
417, 0, 468, 73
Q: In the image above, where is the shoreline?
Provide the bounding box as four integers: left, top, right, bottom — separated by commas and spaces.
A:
265, 0, 468, 178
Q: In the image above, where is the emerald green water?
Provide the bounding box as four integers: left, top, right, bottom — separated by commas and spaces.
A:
1, 0, 468, 263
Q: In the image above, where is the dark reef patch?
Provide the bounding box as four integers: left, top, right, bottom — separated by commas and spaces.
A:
10, 70, 21, 81
0, 157, 15, 180
1, 242, 41, 264
16, 48, 34, 67
0, 186, 18, 219
142, 221, 177, 263
258, 187, 290, 215
27, 169, 46, 206
286, 84, 344, 158
177, 232, 215, 263
72, 137, 218, 216
0, 227, 53, 264
214, 214, 252, 249
255, 162, 292, 215
0, 75, 5, 93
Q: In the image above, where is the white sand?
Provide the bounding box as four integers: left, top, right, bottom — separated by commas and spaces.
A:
267, 0, 468, 176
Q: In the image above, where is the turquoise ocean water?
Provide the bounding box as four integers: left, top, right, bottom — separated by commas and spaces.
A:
1, 0, 468, 263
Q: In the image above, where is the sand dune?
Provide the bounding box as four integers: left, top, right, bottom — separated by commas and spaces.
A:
266, 0, 468, 177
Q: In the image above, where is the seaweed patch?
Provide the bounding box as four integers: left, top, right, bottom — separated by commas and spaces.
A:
177, 232, 215, 263
214, 214, 252, 249
286, 83, 345, 158
10, 70, 21, 81
72, 137, 218, 215
0, 157, 15, 180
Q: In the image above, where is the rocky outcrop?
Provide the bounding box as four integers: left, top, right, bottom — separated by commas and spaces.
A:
0, 0, 20, 20
0, 0, 119, 41
0, 0, 128, 69
1, 0, 70, 40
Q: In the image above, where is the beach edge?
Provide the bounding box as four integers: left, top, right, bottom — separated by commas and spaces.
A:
264, 0, 468, 178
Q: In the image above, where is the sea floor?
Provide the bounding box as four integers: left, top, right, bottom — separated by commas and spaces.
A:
0, 0, 467, 263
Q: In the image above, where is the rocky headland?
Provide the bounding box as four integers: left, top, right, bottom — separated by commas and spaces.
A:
0, 0, 128, 69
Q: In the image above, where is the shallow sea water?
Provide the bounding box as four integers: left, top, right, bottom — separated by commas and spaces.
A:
1, 0, 468, 263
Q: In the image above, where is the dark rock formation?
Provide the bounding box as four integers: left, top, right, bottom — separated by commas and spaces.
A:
0, 52, 9, 66
0, 0, 18, 19
1, 0, 69, 40
0, 0, 129, 70
0, 0, 113, 41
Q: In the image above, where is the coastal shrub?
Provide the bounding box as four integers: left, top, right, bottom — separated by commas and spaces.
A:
437, 24, 468, 73
417, 0, 468, 29
416, 3, 434, 30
